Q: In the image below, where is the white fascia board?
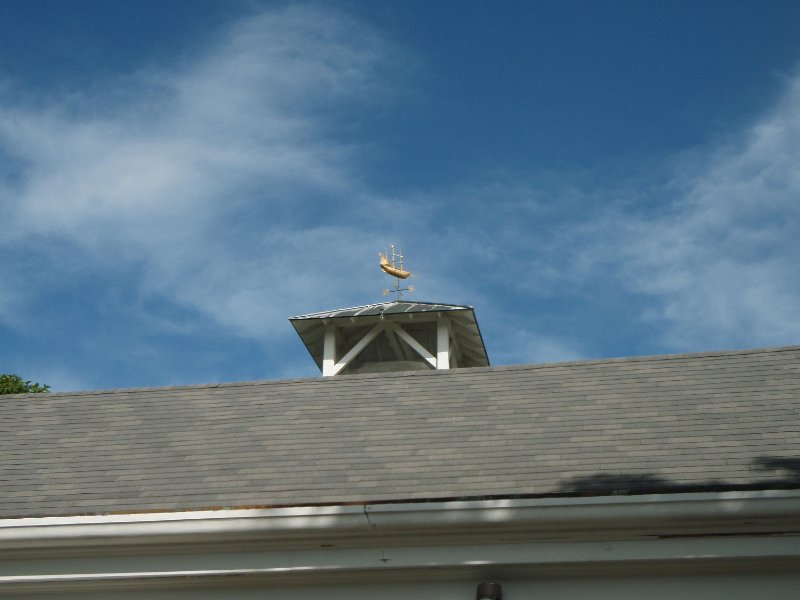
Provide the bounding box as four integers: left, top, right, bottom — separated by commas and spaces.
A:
3, 536, 800, 588
2, 490, 800, 550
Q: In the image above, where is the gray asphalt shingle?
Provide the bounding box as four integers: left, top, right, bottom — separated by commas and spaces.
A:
1, 345, 799, 518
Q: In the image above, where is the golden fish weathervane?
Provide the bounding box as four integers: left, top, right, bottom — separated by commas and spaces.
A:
379, 244, 414, 300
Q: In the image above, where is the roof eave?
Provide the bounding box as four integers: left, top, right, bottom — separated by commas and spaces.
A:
3, 489, 798, 550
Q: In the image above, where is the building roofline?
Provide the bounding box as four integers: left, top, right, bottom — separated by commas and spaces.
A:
7, 344, 799, 399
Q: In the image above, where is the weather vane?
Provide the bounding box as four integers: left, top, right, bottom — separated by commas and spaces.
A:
379, 244, 414, 300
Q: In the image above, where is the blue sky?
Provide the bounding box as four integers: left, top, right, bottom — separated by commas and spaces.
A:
2, 1, 800, 391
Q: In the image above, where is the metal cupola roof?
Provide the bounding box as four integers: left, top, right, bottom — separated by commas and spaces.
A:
290, 300, 489, 376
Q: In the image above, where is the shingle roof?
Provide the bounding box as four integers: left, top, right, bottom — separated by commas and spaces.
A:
2, 346, 799, 518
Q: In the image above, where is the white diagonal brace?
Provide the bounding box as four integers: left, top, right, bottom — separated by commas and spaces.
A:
386, 323, 436, 368
329, 322, 385, 376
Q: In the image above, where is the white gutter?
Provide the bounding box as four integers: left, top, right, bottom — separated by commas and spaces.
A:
2, 489, 799, 549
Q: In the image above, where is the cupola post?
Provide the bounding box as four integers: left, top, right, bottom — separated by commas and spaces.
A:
437, 316, 451, 370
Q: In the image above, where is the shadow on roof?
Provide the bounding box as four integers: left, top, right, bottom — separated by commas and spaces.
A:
557, 456, 800, 496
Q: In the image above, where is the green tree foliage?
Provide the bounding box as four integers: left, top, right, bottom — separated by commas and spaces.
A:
0, 374, 50, 394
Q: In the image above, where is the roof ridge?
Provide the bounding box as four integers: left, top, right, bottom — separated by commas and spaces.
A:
13, 344, 799, 398
487, 344, 800, 372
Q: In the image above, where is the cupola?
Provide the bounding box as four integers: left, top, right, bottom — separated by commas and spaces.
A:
289, 246, 489, 376
290, 301, 489, 376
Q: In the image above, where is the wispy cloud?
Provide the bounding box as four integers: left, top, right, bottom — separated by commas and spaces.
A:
0, 5, 396, 346
606, 71, 800, 349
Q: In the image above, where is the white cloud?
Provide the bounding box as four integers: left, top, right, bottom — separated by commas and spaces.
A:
610, 71, 800, 349
0, 5, 397, 342
2, 7, 384, 236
